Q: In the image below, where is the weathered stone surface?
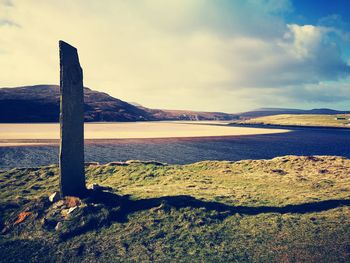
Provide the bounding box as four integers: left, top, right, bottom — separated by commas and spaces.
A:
59, 40, 86, 196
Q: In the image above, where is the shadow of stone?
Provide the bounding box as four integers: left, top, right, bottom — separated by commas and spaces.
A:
85, 190, 350, 221
56, 189, 350, 239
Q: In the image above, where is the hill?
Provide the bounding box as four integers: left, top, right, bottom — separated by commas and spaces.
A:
239, 107, 350, 119
0, 85, 238, 122
0, 85, 153, 122
1, 156, 350, 262
240, 114, 350, 128
2, 85, 348, 123
141, 107, 238, 121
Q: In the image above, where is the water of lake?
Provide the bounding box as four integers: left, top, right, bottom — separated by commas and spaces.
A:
1, 125, 350, 170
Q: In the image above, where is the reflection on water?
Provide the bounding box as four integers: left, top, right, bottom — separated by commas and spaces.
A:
1, 127, 350, 169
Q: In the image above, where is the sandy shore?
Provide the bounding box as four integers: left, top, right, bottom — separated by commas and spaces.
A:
0, 121, 290, 146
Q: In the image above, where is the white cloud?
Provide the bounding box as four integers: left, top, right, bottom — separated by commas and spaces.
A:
284, 24, 325, 58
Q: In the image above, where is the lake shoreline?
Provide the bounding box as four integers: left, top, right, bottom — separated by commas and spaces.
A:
229, 122, 350, 130
0, 133, 287, 147
0, 121, 290, 146
1, 123, 350, 170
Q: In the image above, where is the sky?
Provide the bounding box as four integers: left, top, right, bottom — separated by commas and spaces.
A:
0, 0, 350, 113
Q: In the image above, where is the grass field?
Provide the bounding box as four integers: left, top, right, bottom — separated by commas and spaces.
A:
1, 156, 350, 262
241, 114, 350, 128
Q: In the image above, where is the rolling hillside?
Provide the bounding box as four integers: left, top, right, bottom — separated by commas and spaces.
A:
238, 107, 350, 119
240, 114, 350, 128
0, 85, 238, 122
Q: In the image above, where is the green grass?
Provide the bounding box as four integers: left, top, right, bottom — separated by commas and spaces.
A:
241, 114, 350, 128
1, 156, 350, 262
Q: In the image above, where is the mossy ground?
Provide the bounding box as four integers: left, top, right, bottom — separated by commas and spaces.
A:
1, 156, 350, 262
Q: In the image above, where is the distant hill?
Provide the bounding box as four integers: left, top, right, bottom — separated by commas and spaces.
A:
0, 85, 153, 122
0, 85, 238, 122
238, 107, 350, 119
2, 85, 348, 123
241, 114, 350, 128
141, 107, 238, 121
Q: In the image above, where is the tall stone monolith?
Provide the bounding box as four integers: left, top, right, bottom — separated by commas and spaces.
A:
59, 40, 86, 197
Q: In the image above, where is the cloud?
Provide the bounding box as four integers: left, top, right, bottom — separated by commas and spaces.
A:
0, 0, 13, 6
289, 82, 350, 103
0, 19, 19, 27
317, 14, 350, 43
126, 0, 291, 39
199, 24, 350, 89
0, 0, 349, 112
230, 78, 350, 111
277, 24, 350, 82
318, 14, 349, 30
0, 0, 18, 27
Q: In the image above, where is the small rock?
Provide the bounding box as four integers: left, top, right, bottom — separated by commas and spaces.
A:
52, 200, 65, 209
67, 206, 78, 215
61, 209, 69, 217
88, 183, 102, 191
40, 217, 47, 225
55, 222, 62, 231
49, 192, 60, 203
64, 196, 81, 208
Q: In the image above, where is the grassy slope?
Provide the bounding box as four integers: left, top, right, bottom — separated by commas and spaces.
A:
241, 114, 350, 128
1, 156, 350, 262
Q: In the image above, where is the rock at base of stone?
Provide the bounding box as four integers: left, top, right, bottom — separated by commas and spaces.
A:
49, 192, 60, 203
87, 183, 102, 191
64, 196, 82, 208
55, 222, 62, 231
67, 206, 78, 215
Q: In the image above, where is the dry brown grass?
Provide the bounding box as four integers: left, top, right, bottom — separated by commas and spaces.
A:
242, 114, 350, 128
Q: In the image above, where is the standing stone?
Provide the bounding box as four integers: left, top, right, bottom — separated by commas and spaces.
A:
59, 40, 86, 197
